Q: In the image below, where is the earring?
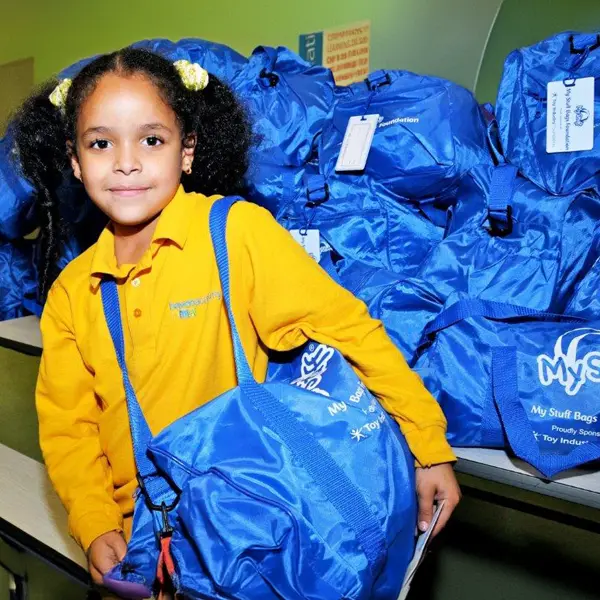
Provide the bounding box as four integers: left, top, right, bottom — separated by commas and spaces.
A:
184, 163, 193, 175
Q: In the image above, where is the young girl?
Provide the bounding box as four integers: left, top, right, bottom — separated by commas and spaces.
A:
14, 47, 460, 594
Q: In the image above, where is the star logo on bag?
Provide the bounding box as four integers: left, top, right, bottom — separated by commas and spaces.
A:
351, 428, 367, 442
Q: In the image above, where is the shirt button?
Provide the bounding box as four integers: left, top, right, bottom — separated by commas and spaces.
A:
134, 309, 142, 318
131, 277, 141, 288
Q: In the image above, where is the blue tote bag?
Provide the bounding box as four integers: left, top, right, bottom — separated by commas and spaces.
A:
100, 196, 417, 599
414, 298, 600, 478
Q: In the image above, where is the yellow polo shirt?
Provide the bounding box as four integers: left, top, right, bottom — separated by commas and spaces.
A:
36, 185, 455, 551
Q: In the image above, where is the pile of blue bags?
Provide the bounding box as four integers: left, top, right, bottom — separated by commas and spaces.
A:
2, 32, 600, 477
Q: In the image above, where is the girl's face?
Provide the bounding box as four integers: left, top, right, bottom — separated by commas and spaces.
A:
70, 72, 195, 229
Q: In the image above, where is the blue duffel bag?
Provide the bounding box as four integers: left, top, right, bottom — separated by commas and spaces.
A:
0, 125, 36, 240
57, 37, 247, 84
496, 31, 600, 196
318, 69, 492, 206
277, 171, 444, 279
0, 37, 246, 241
413, 298, 600, 477
0, 239, 37, 321
565, 250, 600, 320
133, 38, 247, 84
230, 46, 336, 215
336, 262, 444, 363
415, 164, 600, 313
99, 196, 417, 600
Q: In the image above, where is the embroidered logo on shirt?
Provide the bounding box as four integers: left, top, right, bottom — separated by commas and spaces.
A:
169, 292, 222, 319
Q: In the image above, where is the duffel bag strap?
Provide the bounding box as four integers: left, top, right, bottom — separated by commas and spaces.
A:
570, 34, 600, 55
485, 164, 517, 236
412, 298, 588, 365
423, 298, 586, 338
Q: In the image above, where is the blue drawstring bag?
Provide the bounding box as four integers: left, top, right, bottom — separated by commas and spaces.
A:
413, 298, 600, 477
231, 46, 336, 214
318, 69, 491, 206
496, 31, 600, 196
100, 197, 417, 599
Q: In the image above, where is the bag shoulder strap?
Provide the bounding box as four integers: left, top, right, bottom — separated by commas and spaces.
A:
101, 279, 175, 507
208, 196, 254, 384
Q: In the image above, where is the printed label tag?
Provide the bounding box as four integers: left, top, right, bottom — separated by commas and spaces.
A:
290, 229, 321, 262
546, 77, 595, 153
335, 114, 379, 172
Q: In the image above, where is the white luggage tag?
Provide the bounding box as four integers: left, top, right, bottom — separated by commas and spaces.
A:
546, 77, 595, 153
335, 114, 379, 172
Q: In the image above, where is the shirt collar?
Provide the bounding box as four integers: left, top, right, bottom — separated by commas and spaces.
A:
89, 185, 196, 287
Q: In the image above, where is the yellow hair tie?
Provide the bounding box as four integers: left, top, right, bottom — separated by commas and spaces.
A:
173, 60, 209, 92
49, 78, 72, 111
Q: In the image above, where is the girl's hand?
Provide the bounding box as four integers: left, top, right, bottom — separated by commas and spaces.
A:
415, 463, 461, 537
87, 530, 127, 587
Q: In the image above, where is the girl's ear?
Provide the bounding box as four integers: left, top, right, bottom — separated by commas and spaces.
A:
181, 133, 196, 173
67, 141, 82, 181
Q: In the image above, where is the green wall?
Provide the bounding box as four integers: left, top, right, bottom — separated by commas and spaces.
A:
0, 348, 41, 460
1, 0, 501, 91
476, 0, 600, 103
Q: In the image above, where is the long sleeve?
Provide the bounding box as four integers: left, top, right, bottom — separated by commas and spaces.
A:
229, 203, 455, 467
36, 280, 123, 551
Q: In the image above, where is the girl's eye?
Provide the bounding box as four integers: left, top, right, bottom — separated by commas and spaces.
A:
143, 136, 163, 147
90, 139, 111, 150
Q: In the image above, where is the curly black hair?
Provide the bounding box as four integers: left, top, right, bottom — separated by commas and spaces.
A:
12, 47, 252, 300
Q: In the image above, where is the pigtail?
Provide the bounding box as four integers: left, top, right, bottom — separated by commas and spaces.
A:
183, 75, 252, 196
12, 81, 70, 299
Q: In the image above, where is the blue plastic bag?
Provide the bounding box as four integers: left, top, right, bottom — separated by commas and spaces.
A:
496, 31, 600, 195
100, 197, 417, 600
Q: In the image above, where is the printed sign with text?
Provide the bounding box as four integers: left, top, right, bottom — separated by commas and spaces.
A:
300, 20, 371, 85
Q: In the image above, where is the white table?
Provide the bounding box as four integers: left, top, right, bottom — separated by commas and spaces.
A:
0, 443, 87, 583
0, 316, 41, 356
454, 447, 600, 510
